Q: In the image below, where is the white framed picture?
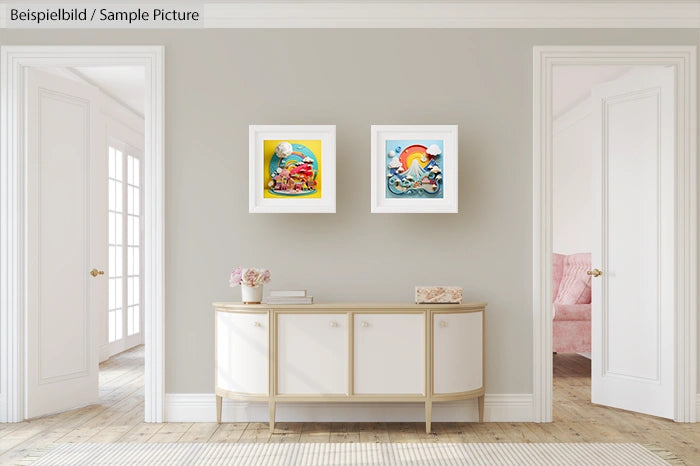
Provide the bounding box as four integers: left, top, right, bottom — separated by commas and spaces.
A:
249, 125, 336, 213
371, 125, 458, 213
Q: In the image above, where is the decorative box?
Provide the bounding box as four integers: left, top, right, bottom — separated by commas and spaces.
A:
415, 286, 463, 304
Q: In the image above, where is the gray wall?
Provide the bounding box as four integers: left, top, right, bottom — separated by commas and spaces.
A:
1, 29, 698, 395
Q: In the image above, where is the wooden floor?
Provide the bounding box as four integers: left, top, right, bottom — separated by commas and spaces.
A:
0, 348, 698, 465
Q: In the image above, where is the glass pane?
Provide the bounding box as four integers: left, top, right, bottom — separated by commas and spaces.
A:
127, 186, 134, 214
108, 179, 115, 211
109, 311, 115, 343
116, 308, 123, 340
108, 278, 115, 310
115, 150, 123, 181
133, 217, 140, 246
127, 155, 134, 185
115, 278, 122, 309
132, 247, 140, 275
133, 158, 140, 187
127, 307, 133, 336
128, 277, 134, 306
115, 213, 122, 245
108, 246, 115, 277
127, 247, 133, 276
115, 246, 122, 278
134, 279, 139, 305
127, 216, 133, 246
134, 306, 140, 334
108, 212, 115, 245
115, 181, 123, 213
133, 188, 140, 216
109, 147, 115, 179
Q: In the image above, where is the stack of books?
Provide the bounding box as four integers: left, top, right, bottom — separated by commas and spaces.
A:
263, 290, 314, 305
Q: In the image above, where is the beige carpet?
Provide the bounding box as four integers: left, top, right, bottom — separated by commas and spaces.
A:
30, 442, 670, 465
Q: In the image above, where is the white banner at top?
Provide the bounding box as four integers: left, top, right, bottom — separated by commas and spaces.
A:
3, 3, 203, 28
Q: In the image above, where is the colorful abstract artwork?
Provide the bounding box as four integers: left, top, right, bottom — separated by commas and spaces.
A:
385, 140, 444, 199
249, 125, 336, 213
263, 140, 322, 198
371, 125, 457, 213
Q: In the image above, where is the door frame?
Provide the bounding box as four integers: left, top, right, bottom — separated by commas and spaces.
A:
0, 46, 165, 423
532, 46, 697, 422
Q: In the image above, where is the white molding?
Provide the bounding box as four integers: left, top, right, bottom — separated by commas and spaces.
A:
201, 2, 700, 29
165, 393, 533, 423
697, 394, 700, 421
0, 45, 165, 423
532, 46, 697, 423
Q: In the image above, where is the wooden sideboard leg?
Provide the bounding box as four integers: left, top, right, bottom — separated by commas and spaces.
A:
269, 400, 276, 432
216, 395, 222, 423
425, 400, 432, 434
477, 395, 484, 423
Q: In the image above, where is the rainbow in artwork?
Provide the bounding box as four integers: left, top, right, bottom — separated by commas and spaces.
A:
263, 140, 322, 198
385, 139, 444, 199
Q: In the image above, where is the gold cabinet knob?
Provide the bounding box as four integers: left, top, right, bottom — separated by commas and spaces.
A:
439, 321, 448, 328
361, 321, 369, 328
329, 321, 338, 328
587, 268, 603, 277
90, 268, 104, 277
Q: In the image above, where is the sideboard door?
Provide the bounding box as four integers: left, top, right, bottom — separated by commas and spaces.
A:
433, 311, 483, 394
354, 313, 424, 394
216, 311, 268, 394
277, 313, 347, 395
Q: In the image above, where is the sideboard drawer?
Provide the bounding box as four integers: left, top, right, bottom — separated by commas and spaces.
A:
216, 312, 268, 394
277, 313, 347, 395
354, 313, 424, 395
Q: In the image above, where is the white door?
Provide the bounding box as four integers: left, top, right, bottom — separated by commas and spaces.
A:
354, 313, 424, 394
277, 313, 346, 394
26, 69, 105, 418
590, 66, 675, 419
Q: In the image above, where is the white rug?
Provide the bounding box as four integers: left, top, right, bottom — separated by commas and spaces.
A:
30, 442, 669, 465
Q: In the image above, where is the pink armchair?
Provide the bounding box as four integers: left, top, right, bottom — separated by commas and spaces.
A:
552, 253, 592, 353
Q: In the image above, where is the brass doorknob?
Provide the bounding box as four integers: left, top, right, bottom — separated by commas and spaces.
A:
587, 268, 602, 277
90, 268, 105, 277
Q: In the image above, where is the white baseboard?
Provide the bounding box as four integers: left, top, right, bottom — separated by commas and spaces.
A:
165, 393, 534, 423
696, 394, 700, 422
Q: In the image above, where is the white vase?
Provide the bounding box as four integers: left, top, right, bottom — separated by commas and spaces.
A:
241, 285, 263, 304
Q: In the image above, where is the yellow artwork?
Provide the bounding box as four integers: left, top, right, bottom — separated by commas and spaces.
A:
263, 139, 322, 199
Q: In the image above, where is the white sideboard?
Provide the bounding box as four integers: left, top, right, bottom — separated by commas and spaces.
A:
213, 302, 486, 433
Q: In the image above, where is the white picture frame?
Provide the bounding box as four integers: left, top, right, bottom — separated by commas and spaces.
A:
249, 125, 336, 213
371, 125, 458, 213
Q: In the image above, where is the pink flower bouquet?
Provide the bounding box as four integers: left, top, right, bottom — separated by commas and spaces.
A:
229, 267, 271, 288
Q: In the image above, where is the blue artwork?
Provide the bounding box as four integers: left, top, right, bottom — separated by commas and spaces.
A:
385, 139, 444, 199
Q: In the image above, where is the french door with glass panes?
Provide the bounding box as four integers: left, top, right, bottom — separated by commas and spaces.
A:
107, 141, 144, 357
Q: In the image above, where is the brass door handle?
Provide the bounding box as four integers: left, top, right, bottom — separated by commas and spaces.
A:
587, 268, 602, 277
90, 268, 105, 277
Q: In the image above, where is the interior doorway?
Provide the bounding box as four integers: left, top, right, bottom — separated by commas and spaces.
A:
532, 46, 697, 423
0, 46, 164, 423
551, 65, 634, 414
23, 65, 146, 419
